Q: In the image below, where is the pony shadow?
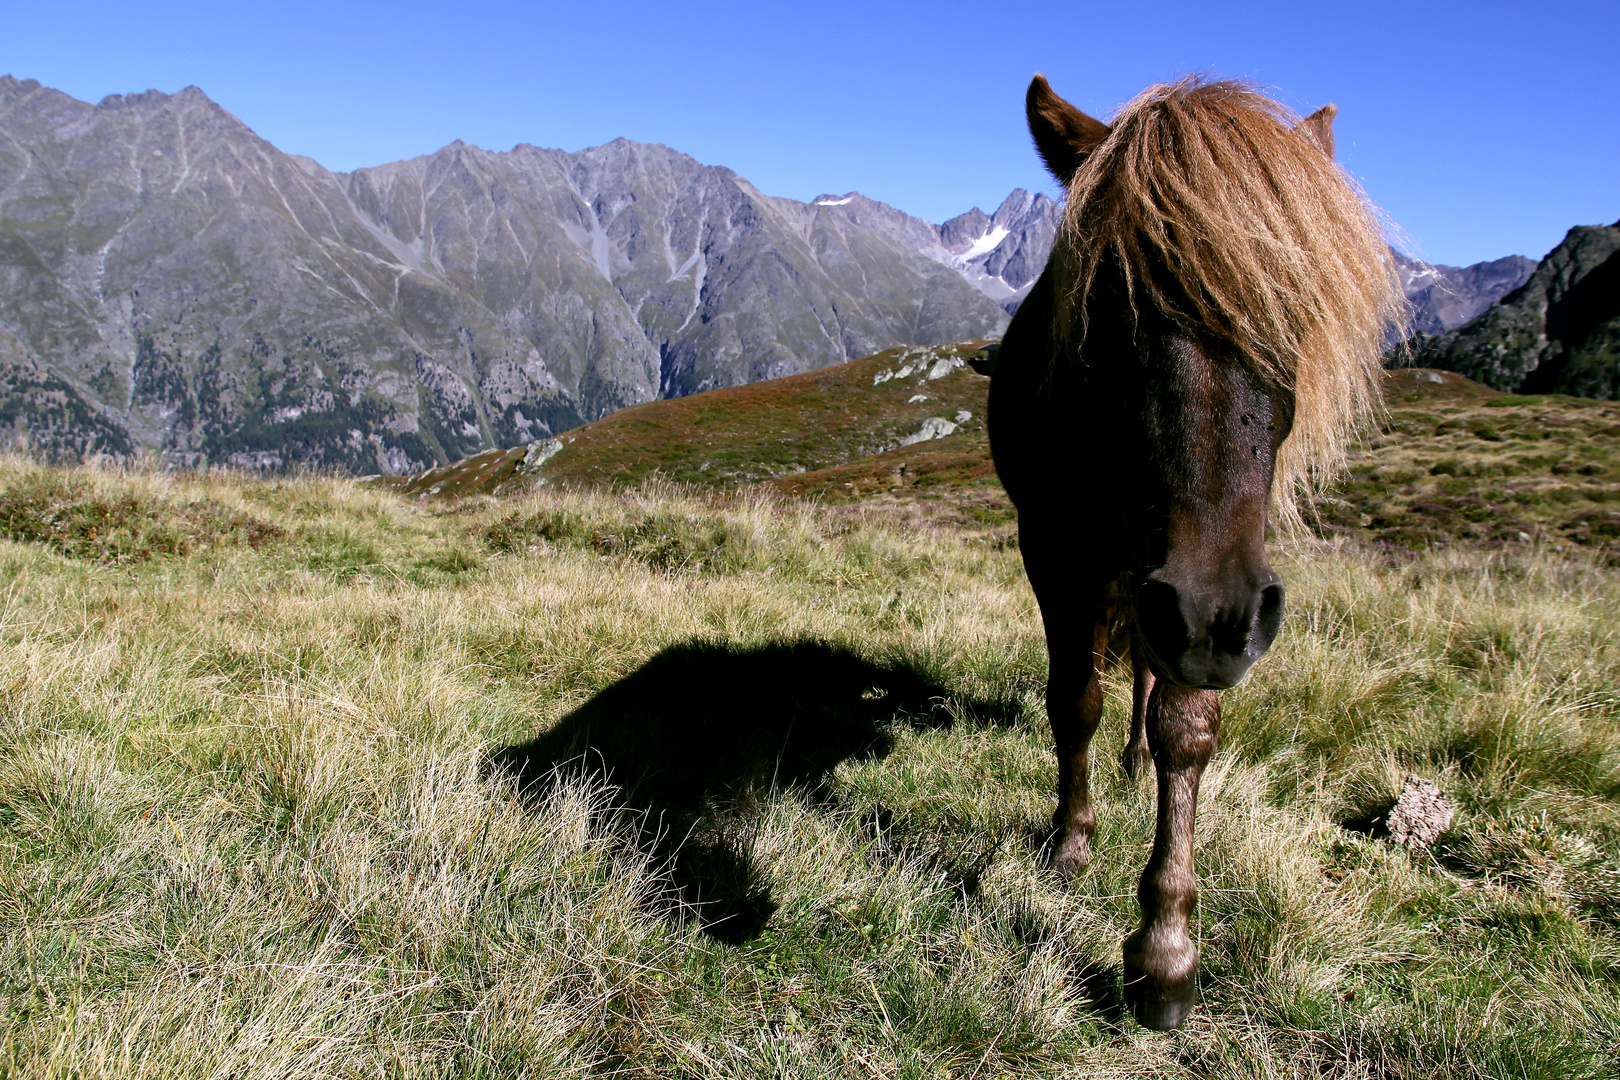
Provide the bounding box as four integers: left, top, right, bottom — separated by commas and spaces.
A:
490, 639, 1009, 944
1071, 959, 1128, 1024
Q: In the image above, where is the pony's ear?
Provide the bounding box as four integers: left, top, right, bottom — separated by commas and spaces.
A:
1026, 75, 1110, 185
1295, 103, 1337, 158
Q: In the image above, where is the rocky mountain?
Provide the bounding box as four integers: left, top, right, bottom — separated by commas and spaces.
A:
903, 188, 1533, 329
909, 198, 1534, 327
0, 76, 1008, 470
1406, 222, 1620, 397
0, 73, 1566, 472
934, 189, 1061, 314
800, 187, 1059, 317
1395, 252, 1537, 335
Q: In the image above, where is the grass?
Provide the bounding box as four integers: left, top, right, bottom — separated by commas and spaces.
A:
374, 342, 1005, 505
1, 457, 1618, 1077
375, 349, 1620, 561
1311, 369, 1620, 553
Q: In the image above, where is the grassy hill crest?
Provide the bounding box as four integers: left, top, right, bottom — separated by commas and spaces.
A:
380, 344, 1620, 554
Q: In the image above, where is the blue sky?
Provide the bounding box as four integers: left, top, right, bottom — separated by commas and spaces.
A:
3, 0, 1614, 266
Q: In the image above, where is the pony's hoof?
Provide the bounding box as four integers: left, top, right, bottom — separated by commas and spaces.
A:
1129, 985, 1198, 1031
1123, 941, 1199, 1031
1051, 836, 1091, 880
1121, 742, 1151, 783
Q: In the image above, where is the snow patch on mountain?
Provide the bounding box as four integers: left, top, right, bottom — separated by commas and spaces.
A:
951, 226, 1009, 265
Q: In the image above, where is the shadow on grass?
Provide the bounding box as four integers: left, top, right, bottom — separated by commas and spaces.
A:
1072, 960, 1127, 1024
491, 639, 1018, 945
1339, 799, 1396, 840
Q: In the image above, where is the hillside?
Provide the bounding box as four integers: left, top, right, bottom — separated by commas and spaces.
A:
385, 342, 1620, 553
1408, 220, 1620, 398
378, 340, 1000, 503
1319, 369, 1620, 550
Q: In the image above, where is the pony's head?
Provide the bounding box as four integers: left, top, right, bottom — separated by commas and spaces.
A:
1027, 75, 1405, 687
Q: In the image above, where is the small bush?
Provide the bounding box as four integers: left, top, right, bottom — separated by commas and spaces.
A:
482, 507, 590, 553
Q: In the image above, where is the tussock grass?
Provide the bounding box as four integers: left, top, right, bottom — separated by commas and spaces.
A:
1, 458, 1617, 1077
0, 462, 283, 563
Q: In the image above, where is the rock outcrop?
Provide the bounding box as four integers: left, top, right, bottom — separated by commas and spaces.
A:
1406, 222, 1620, 396
1387, 776, 1455, 851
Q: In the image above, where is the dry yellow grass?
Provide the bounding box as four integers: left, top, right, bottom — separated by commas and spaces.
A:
0, 457, 1616, 1077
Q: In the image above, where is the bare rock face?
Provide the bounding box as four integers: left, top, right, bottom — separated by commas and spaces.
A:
1396, 252, 1537, 336
1387, 775, 1455, 850
936, 190, 1063, 315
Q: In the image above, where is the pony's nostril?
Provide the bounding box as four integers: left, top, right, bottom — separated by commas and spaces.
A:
1206, 581, 1284, 658
1256, 582, 1285, 636
1211, 607, 1254, 654
1135, 578, 1189, 654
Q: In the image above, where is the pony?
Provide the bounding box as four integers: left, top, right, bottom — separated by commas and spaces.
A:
988, 75, 1404, 1030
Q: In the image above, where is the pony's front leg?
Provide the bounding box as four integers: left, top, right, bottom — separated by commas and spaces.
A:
1120, 634, 1155, 781
1047, 604, 1111, 877
1123, 681, 1220, 1030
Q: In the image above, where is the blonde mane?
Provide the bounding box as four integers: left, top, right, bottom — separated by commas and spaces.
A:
1051, 77, 1406, 524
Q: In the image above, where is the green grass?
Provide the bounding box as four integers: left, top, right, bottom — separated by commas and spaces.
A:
1, 458, 1618, 1077
377, 342, 1004, 505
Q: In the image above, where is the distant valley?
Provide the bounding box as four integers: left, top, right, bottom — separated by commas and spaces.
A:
0, 75, 1574, 474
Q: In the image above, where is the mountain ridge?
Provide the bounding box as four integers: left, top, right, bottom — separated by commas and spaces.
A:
1405, 220, 1620, 396
1395, 251, 1538, 336
0, 74, 1556, 471
0, 77, 1008, 472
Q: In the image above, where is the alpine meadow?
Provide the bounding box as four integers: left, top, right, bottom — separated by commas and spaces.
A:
0, 433, 1617, 1076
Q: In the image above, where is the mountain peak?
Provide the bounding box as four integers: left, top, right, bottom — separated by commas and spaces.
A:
96, 88, 174, 110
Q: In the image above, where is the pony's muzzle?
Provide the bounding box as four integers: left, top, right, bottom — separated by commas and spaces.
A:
1135, 574, 1285, 689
